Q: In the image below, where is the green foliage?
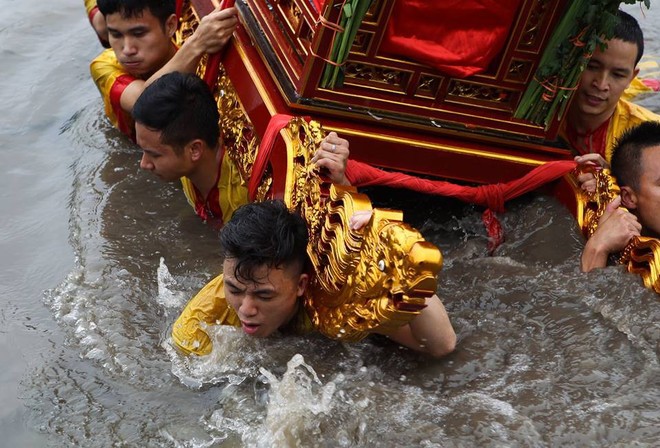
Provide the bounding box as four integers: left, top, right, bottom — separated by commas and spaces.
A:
514, 0, 650, 129
319, 0, 373, 89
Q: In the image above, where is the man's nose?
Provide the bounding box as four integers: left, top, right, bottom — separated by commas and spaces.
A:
592, 72, 609, 91
239, 296, 258, 317
139, 152, 152, 170
122, 36, 138, 56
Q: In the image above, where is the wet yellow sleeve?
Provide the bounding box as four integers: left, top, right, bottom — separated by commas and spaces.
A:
84, 0, 97, 15
171, 274, 241, 355
605, 99, 660, 163
218, 152, 249, 223
90, 49, 127, 130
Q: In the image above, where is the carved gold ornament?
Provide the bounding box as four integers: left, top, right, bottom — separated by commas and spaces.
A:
580, 169, 660, 294
278, 118, 443, 340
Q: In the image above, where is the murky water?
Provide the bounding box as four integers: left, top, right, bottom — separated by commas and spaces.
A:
1, 1, 659, 446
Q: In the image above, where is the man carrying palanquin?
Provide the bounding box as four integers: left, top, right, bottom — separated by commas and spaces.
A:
133, 71, 350, 226
90, 0, 237, 140
581, 121, 660, 272
564, 10, 660, 190
171, 199, 457, 358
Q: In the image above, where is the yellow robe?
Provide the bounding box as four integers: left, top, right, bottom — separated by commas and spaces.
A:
180, 152, 249, 225
560, 98, 660, 163
90, 49, 136, 139
171, 274, 314, 355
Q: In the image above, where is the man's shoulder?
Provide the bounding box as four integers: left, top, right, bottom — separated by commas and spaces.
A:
90, 49, 128, 83
616, 98, 660, 122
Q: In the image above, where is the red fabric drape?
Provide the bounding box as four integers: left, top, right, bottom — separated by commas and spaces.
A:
249, 114, 578, 252
345, 159, 577, 252
380, 0, 522, 78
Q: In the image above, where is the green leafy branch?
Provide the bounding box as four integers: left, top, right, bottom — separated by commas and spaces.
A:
319, 0, 373, 89
514, 0, 650, 129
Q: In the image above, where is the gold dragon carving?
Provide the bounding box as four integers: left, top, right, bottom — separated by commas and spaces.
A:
281, 118, 444, 340
580, 169, 660, 293
176, 0, 260, 187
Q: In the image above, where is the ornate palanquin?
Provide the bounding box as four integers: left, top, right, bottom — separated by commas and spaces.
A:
189, 0, 578, 185
176, 0, 659, 312
577, 169, 660, 294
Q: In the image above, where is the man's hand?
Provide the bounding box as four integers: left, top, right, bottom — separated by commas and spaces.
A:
188, 7, 238, 54
349, 210, 372, 230
574, 154, 610, 193
311, 132, 350, 185
581, 196, 641, 272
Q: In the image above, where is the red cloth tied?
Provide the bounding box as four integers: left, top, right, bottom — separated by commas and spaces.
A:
248, 114, 298, 200
247, 112, 578, 252
345, 158, 577, 251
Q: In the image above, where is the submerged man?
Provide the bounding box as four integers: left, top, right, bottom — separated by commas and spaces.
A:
172, 200, 457, 358
581, 121, 660, 272
132, 72, 349, 225
566, 10, 660, 190
91, 0, 237, 139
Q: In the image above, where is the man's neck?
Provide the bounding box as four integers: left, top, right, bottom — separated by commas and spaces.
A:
567, 107, 614, 135
188, 147, 221, 200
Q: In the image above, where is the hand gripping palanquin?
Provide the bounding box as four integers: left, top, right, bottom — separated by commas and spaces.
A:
578, 169, 660, 294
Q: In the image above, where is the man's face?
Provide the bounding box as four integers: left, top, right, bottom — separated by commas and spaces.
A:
573, 39, 639, 127
136, 123, 192, 181
224, 258, 308, 338
105, 9, 176, 78
630, 145, 660, 238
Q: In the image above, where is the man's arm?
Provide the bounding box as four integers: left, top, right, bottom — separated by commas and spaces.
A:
581, 196, 641, 272
120, 7, 238, 112
382, 294, 456, 358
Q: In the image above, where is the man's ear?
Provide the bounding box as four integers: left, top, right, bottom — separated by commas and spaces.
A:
633, 66, 640, 80
620, 185, 638, 210
165, 14, 177, 37
187, 139, 205, 162
296, 273, 309, 297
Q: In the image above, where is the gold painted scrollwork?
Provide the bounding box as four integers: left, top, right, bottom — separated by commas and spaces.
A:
624, 237, 660, 293
581, 168, 620, 238
278, 118, 444, 340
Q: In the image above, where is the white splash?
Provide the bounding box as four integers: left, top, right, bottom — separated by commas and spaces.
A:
156, 257, 186, 309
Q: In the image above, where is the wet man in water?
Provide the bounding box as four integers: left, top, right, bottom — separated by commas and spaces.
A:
132, 71, 350, 226
566, 10, 660, 191
171, 200, 457, 358
581, 121, 660, 272
90, 0, 237, 139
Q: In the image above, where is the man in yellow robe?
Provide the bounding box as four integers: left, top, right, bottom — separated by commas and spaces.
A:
563, 10, 660, 192
90, 0, 237, 140
133, 72, 350, 226
171, 200, 457, 358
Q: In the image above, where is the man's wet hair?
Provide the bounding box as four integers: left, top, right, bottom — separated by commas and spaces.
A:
611, 9, 644, 66
133, 72, 219, 151
220, 200, 309, 283
98, 0, 175, 27
611, 121, 660, 191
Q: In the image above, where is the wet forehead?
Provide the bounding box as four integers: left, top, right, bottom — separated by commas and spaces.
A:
641, 145, 660, 181
136, 124, 170, 153
106, 9, 161, 32
591, 39, 639, 72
